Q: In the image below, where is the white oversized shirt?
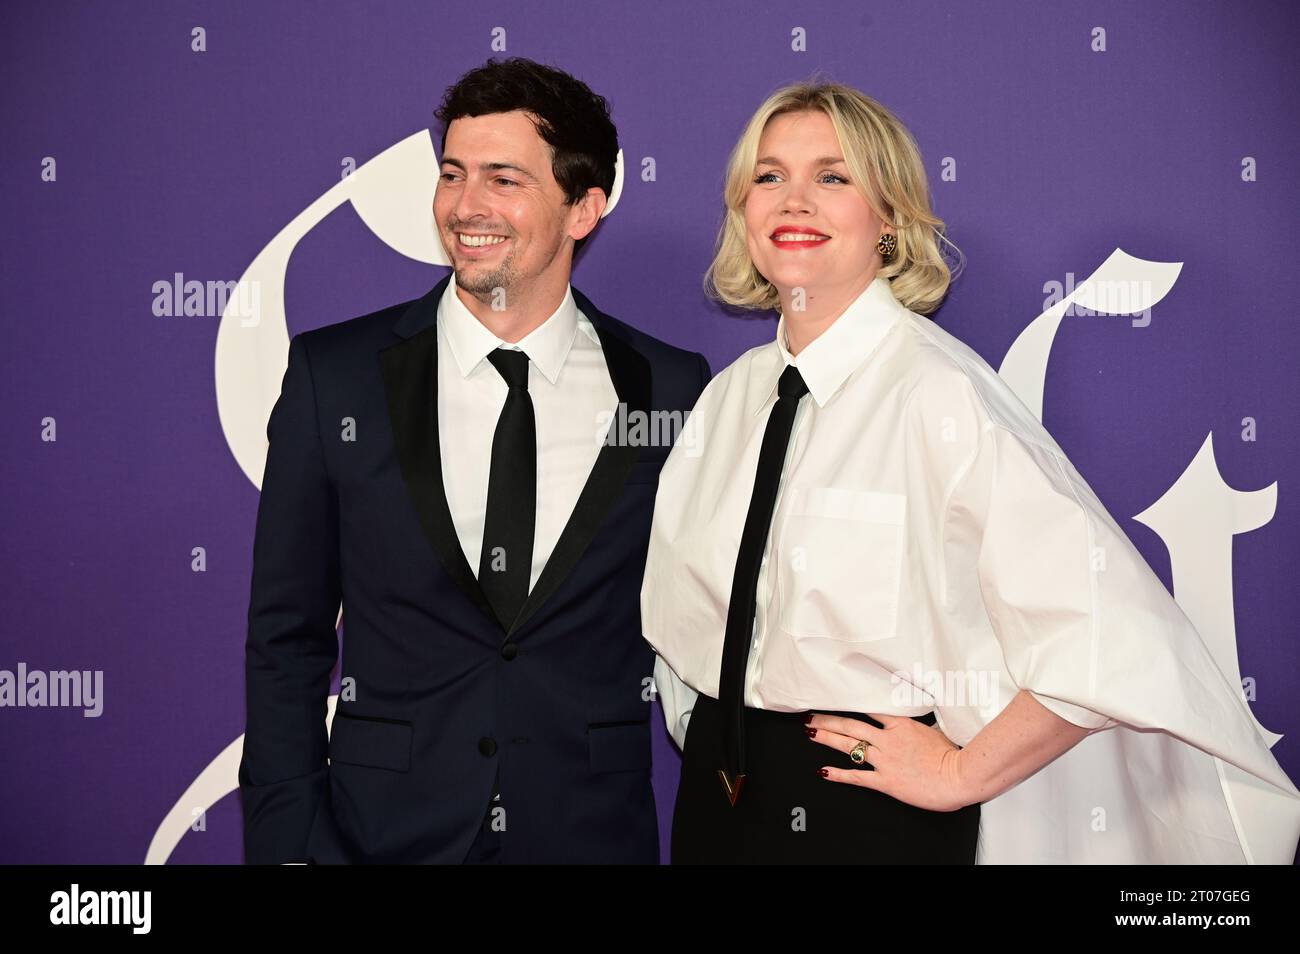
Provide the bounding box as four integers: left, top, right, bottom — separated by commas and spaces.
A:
437, 272, 618, 591
642, 274, 1300, 863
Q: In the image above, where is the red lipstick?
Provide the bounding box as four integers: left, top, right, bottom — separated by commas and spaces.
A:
770, 226, 830, 250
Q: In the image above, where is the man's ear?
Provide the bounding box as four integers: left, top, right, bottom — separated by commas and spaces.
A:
569, 187, 608, 241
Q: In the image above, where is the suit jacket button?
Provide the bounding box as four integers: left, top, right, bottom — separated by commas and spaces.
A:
501, 642, 518, 660
478, 737, 497, 757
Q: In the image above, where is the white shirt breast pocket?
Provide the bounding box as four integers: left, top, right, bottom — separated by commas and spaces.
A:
777, 487, 906, 642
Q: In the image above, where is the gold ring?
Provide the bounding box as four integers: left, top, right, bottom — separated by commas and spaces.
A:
849, 739, 869, 764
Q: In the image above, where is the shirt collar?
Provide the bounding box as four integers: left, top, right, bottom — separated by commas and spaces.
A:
437, 270, 579, 385
750, 274, 906, 415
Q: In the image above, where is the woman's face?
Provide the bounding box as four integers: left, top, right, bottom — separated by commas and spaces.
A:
743, 110, 890, 304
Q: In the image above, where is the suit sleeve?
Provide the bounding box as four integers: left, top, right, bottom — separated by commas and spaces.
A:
238, 332, 342, 864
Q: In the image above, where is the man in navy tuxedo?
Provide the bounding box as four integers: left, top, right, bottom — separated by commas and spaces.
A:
238, 57, 710, 863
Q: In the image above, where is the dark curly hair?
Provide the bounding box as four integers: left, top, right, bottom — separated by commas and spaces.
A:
434, 57, 619, 258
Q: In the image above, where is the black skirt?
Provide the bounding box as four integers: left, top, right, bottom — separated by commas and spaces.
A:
671, 692, 980, 864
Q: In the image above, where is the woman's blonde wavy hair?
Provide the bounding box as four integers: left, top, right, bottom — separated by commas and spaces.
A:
704, 76, 962, 317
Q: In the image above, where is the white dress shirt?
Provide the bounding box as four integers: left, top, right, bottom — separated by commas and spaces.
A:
641, 274, 1300, 863
438, 272, 617, 591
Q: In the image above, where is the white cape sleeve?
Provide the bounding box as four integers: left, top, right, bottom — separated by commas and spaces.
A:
653, 653, 697, 752
934, 418, 1300, 863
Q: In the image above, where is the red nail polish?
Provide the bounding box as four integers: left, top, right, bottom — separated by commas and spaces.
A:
818, 768, 829, 778
802, 712, 813, 724
805, 726, 816, 738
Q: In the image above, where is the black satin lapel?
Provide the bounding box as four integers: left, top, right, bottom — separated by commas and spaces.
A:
378, 322, 502, 632
508, 318, 652, 636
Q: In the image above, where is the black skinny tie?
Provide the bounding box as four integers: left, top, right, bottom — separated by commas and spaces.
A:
478, 348, 536, 631
716, 363, 810, 806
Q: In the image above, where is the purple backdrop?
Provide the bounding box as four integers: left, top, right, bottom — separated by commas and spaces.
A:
2, 0, 1298, 863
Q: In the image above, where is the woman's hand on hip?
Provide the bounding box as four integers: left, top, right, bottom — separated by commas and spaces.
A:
805, 712, 973, 812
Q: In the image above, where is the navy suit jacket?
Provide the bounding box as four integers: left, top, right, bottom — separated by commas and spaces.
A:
238, 273, 711, 863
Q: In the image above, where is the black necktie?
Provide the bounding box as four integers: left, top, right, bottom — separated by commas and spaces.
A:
478, 348, 536, 631
716, 363, 810, 806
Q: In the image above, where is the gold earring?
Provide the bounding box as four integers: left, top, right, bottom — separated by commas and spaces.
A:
876, 232, 897, 262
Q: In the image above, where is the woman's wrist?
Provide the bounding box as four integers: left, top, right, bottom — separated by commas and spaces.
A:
943, 746, 983, 808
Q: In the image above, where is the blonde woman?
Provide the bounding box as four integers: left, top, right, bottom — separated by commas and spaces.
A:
640, 79, 1300, 863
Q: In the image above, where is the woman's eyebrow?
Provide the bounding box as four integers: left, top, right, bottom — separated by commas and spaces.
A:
754, 155, 847, 167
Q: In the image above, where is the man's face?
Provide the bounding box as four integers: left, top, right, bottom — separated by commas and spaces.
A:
434, 110, 574, 300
